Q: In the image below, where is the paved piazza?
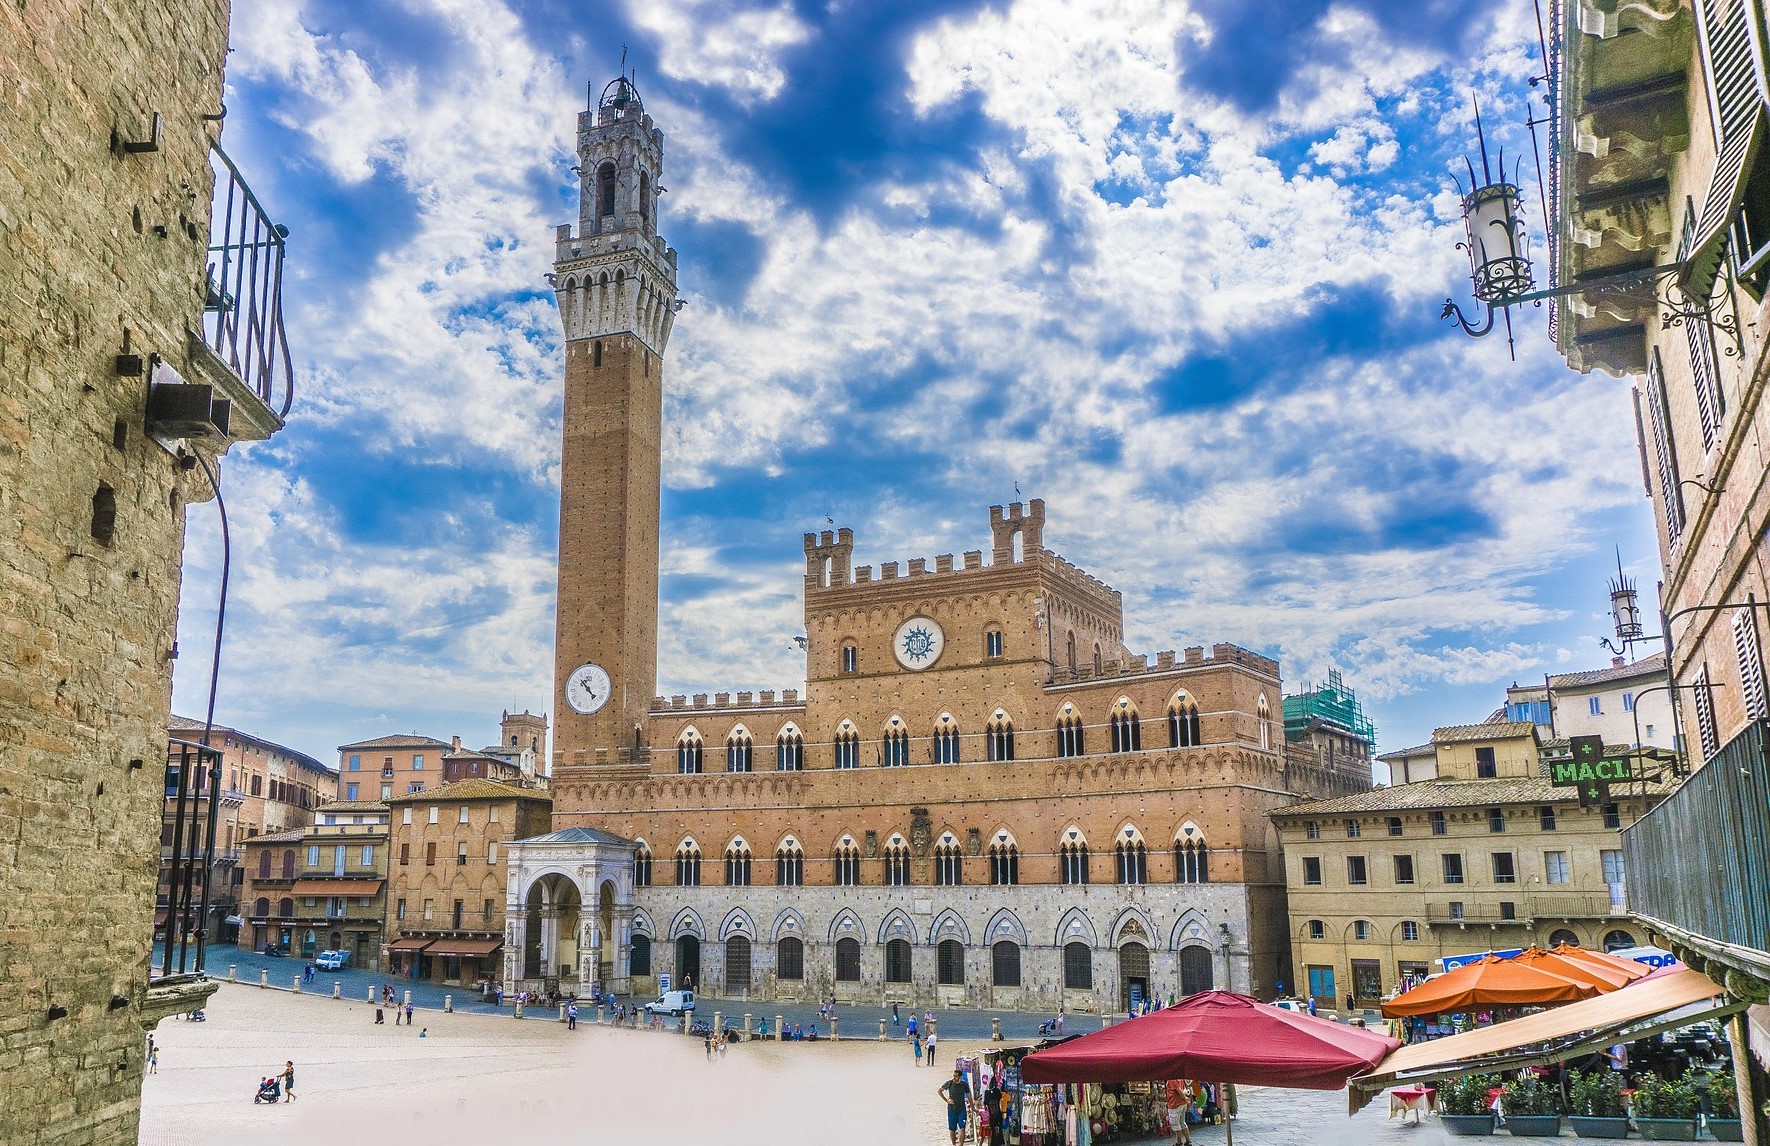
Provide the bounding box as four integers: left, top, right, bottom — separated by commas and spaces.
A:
140, 983, 1577, 1145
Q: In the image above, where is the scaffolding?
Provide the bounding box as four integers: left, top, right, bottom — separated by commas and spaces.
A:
1283, 669, 1376, 746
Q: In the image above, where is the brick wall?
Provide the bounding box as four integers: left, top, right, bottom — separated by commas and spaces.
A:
0, 2, 237, 1140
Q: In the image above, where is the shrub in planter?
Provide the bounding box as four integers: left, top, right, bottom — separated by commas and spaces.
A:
1441, 1074, 1498, 1136
1501, 1073, 1563, 1137
1567, 1069, 1630, 1139
1703, 1066, 1742, 1141
1632, 1073, 1700, 1141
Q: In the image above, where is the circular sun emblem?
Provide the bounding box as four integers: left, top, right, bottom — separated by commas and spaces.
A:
892, 616, 945, 671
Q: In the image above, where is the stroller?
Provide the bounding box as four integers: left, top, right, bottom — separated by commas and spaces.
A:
1038, 1017, 1060, 1035
254, 1077, 282, 1104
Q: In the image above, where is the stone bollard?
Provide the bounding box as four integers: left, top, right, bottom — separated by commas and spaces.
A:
713, 1011, 723, 1035
879, 1018, 887, 1040
775, 1014, 784, 1041
403, 990, 412, 1007
680, 1013, 689, 1035
830, 1016, 838, 1040
228, 965, 236, 982
744, 1013, 752, 1037
514, 1001, 524, 1019
927, 1017, 936, 1040
259, 969, 269, 988
598, 1005, 606, 1025
991, 1016, 1002, 1041
332, 982, 342, 999
444, 995, 452, 1013
367, 985, 377, 1003
558, 1004, 567, 1023
292, 975, 302, 994
1101, 1013, 1114, 1028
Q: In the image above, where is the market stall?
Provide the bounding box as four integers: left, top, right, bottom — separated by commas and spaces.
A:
1022, 991, 1400, 1144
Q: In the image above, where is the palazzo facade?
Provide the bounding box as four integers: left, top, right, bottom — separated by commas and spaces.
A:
506, 75, 1370, 1013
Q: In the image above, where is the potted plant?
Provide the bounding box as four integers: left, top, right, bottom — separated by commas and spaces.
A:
1501, 1072, 1564, 1137
1441, 1073, 1499, 1136
1632, 1072, 1700, 1141
1703, 1065, 1743, 1142
1568, 1069, 1631, 1138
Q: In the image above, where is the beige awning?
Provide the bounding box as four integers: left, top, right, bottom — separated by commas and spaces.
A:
1682, 106, 1765, 301
1348, 968, 1742, 1114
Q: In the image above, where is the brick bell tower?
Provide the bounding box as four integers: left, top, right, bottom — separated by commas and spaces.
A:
549, 73, 677, 779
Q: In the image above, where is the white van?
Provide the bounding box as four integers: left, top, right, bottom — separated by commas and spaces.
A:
643, 989, 696, 1017
315, 950, 350, 971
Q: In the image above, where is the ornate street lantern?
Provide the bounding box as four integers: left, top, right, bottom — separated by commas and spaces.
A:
1444, 103, 1536, 350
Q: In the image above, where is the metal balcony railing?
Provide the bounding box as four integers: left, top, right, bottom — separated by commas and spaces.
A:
204, 142, 293, 418
160, 738, 226, 979
1625, 719, 1770, 957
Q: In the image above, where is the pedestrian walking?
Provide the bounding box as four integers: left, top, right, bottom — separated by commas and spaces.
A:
405, 1002, 415, 1026
1166, 1079, 1194, 1145
1056, 1008, 1065, 1034
567, 1002, 578, 1030
496, 985, 504, 1007
281, 1060, 296, 1102
926, 1030, 938, 1066
914, 1032, 923, 1065
892, 1002, 901, 1026
148, 1045, 158, 1074
937, 1067, 971, 1146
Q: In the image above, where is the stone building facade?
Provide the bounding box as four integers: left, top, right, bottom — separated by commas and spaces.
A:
236, 801, 389, 968
167, 715, 334, 840
511, 76, 1371, 1015
1, 3, 291, 1141
1274, 718, 1663, 1012
387, 780, 552, 986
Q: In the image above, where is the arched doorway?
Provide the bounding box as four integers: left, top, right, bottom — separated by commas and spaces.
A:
523, 874, 581, 983
1603, 929, 1637, 952
725, 935, 751, 993
1548, 929, 1580, 949
676, 934, 701, 989
1179, 945, 1214, 996
1119, 942, 1150, 1011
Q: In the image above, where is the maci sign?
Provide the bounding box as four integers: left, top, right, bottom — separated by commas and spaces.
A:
1550, 734, 1635, 786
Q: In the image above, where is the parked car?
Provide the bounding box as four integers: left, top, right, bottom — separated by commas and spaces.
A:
1270, 998, 1307, 1014
262, 943, 288, 957
315, 950, 350, 971
643, 989, 696, 1017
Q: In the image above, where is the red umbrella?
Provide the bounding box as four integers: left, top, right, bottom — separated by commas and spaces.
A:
1022, 991, 1399, 1088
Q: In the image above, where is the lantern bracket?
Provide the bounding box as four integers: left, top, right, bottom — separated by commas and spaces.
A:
1444, 260, 1744, 359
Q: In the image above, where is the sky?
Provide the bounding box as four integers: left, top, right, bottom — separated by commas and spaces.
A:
172, 0, 1662, 769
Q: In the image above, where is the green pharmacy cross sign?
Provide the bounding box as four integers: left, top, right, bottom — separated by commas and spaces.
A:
1551, 735, 1635, 805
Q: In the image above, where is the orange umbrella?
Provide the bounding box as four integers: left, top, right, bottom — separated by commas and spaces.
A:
1549, 944, 1652, 984
1514, 946, 1638, 992
1380, 954, 1595, 1017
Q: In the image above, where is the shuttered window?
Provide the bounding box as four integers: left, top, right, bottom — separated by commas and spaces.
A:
1644, 352, 1687, 546
1687, 0, 1770, 292
1695, 663, 1721, 759
1733, 607, 1767, 719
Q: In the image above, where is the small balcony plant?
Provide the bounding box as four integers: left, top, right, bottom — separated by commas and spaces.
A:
1632, 1072, 1700, 1141
1568, 1069, 1630, 1138
1440, 1073, 1498, 1136
1501, 1072, 1564, 1137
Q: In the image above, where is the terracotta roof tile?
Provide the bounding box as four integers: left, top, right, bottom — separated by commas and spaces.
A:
384, 778, 548, 803
1431, 720, 1539, 744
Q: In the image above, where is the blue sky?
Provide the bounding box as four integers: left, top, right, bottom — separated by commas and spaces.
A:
172, 0, 1660, 768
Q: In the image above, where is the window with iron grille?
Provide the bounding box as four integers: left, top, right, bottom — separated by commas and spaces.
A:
937, 939, 965, 985
1539, 806, 1558, 831
837, 937, 863, 981
776, 937, 803, 980
882, 938, 909, 982
1063, 941, 1093, 989
992, 941, 1021, 987
1488, 807, 1506, 833
1430, 810, 1447, 835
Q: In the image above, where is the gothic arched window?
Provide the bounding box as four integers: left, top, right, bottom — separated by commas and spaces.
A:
638, 170, 651, 228
634, 841, 653, 887
834, 722, 861, 769
1176, 837, 1210, 884
989, 833, 1019, 886
834, 837, 861, 886
1115, 827, 1148, 885
934, 836, 964, 885
726, 727, 753, 773
882, 718, 910, 767
775, 838, 804, 886
933, 716, 961, 764
1057, 705, 1086, 757
986, 712, 1014, 762
884, 837, 912, 886
674, 840, 701, 886
676, 729, 703, 774
775, 726, 803, 771
1109, 699, 1142, 753
597, 162, 617, 220
1060, 832, 1090, 885
1168, 692, 1202, 748
724, 838, 753, 886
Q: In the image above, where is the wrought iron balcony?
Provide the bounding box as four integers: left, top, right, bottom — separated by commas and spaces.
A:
1625, 720, 1770, 968
195, 142, 293, 435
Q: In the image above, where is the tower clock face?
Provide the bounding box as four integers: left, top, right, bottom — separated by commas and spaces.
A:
893, 616, 946, 671
565, 663, 612, 715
